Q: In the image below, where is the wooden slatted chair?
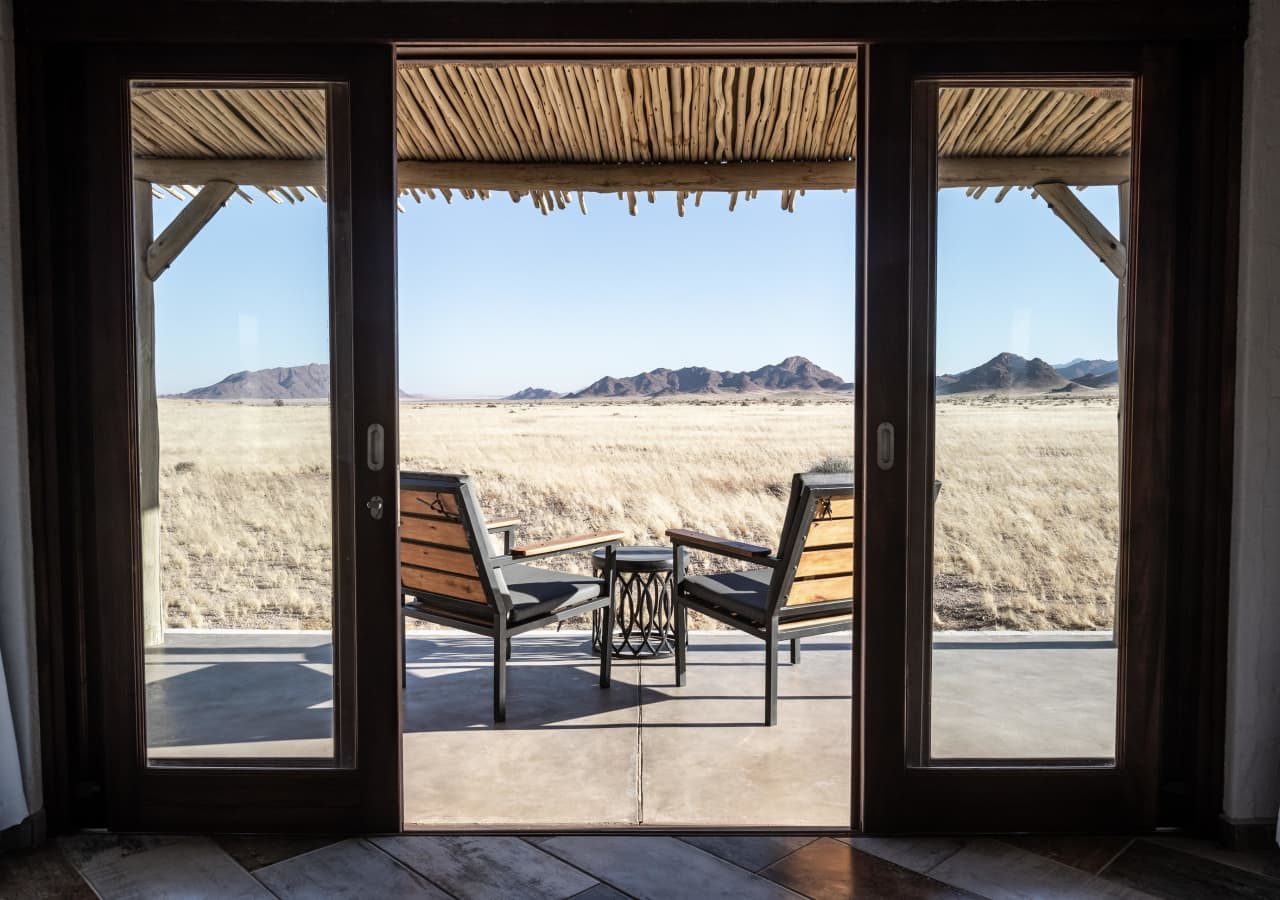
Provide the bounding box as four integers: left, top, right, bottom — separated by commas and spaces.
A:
667, 472, 854, 725
400, 471, 625, 722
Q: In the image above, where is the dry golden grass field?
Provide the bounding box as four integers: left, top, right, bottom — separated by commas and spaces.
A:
156, 394, 1119, 631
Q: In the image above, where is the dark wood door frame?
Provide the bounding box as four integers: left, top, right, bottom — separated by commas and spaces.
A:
29, 43, 401, 833
858, 41, 1240, 834
18, 12, 1241, 837
13, 1, 1247, 46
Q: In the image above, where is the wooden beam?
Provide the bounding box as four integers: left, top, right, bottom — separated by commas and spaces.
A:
398, 159, 858, 192
941, 156, 1129, 188
133, 180, 164, 648
1111, 181, 1129, 625
1034, 181, 1127, 278
134, 155, 1131, 194
135, 158, 327, 189
143, 179, 237, 281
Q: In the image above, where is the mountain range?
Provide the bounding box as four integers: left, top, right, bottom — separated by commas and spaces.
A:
172, 353, 1119, 401
506, 387, 565, 401
935, 353, 1119, 395
537, 356, 853, 400
174, 356, 851, 402
1054, 358, 1120, 381
172, 363, 415, 401
175, 363, 332, 401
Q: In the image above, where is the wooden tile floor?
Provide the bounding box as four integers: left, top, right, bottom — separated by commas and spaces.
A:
4, 830, 1279, 898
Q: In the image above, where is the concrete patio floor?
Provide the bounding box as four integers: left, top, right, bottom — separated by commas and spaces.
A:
144, 628, 1116, 829
402, 631, 853, 828
931, 631, 1118, 760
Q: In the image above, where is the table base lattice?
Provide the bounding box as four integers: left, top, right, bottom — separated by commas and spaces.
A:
592, 567, 676, 657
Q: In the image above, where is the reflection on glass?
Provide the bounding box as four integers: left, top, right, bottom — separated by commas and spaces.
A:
132, 84, 336, 763
928, 84, 1132, 761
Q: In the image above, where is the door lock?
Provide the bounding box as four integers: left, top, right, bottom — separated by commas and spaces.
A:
366, 495, 384, 520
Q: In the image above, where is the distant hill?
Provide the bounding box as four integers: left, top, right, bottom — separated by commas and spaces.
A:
177, 363, 331, 401
936, 353, 1071, 395
568, 356, 852, 399
175, 364, 420, 401
505, 387, 564, 401
1054, 358, 1119, 381
1073, 369, 1119, 389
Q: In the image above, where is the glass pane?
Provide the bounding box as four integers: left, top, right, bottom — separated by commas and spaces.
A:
928, 83, 1132, 762
131, 84, 337, 764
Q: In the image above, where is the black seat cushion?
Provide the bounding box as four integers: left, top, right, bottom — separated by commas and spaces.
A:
682, 568, 854, 624
404, 594, 492, 628
681, 568, 774, 622
500, 564, 605, 624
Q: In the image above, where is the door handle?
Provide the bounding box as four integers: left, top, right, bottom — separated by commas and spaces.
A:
366, 423, 384, 471
366, 495, 384, 520
876, 422, 895, 470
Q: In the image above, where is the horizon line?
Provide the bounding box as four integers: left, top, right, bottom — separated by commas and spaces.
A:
163, 349, 1119, 397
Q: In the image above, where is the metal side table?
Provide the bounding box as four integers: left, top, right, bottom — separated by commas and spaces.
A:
591, 545, 676, 657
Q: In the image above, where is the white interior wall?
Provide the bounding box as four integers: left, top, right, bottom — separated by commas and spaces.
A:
0, 0, 40, 833
1226, 0, 1280, 829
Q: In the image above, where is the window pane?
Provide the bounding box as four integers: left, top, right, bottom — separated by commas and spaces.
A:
928, 84, 1132, 762
131, 84, 337, 764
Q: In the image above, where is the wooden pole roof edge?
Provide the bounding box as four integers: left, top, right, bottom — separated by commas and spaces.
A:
395, 58, 858, 70
394, 43, 864, 62
133, 155, 1130, 194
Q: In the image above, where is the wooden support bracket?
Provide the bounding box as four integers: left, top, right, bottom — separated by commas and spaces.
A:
1034, 181, 1127, 279
143, 179, 237, 281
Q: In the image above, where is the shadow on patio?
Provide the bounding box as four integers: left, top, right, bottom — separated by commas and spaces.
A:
143, 628, 1115, 828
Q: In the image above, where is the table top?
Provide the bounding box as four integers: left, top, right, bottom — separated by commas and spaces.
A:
590, 545, 674, 572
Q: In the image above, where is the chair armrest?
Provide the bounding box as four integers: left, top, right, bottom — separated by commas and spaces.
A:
486, 518, 520, 555
666, 528, 775, 564
509, 530, 626, 562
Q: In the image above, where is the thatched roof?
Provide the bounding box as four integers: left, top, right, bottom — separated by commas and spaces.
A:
131, 59, 1132, 214
393, 61, 861, 164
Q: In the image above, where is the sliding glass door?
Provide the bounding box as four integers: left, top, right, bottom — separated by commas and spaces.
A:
56, 34, 1211, 837
859, 43, 1177, 832
81, 45, 401, 832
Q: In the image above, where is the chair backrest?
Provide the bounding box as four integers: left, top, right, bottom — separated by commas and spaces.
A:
769, 472, 856, 615
399, 471, 506, 615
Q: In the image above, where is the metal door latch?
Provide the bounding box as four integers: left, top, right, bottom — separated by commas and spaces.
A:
366, 495, 384, 520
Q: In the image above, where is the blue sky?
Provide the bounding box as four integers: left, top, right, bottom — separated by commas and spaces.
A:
151, 186, 1120, 396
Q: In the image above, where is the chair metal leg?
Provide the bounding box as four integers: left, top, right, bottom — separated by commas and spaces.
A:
765, 625, 779, 726
600, 601, 614, 688
675, 601, 688, 687
506, 637, 512, 661
673, 547, 688, 686
790, 638, 801, 665
494, 627, 508, 723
